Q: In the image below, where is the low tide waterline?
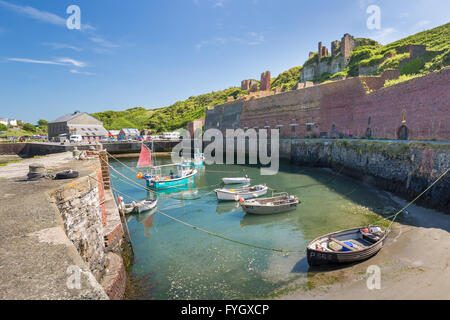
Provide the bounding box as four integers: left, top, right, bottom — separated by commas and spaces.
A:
110, 157, 400, 300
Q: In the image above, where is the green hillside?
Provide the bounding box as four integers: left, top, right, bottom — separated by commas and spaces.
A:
92, 22, 449, 133
311, 22, 450, 82
93, 87, 246, 132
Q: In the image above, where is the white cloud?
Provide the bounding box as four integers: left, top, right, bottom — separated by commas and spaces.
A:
196, 32, 264, 49
212, 0, 226, 8
369, 27, 401, 44
90, 36, 120, 48
7, 58, 64, 65
57, 58, 86, 68
43, 42, 83, 52
70, 69, 95, 75
0, 0, 65, 26
0, 0, 94, 31
7, 57, 87, 68
416, 20, 431, 27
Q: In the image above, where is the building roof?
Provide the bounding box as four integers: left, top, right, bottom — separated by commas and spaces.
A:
108, 130, 121, 135
120, 128, 140, 135
49, 111, 100, 124
68, 124, 108, 137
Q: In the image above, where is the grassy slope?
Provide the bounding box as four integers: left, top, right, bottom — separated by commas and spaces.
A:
92, 23, 449, 132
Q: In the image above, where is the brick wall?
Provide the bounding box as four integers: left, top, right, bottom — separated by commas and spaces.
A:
234, 68, 450, 141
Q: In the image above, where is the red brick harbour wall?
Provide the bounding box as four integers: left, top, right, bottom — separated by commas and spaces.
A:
238, 68, 450, 141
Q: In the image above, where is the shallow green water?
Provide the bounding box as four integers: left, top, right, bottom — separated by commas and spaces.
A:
110, 157, 399, 299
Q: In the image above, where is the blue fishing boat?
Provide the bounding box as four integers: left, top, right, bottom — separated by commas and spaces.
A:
142, 163, 197, 190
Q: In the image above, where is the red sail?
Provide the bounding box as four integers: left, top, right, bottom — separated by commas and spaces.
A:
137, 144, 152, 167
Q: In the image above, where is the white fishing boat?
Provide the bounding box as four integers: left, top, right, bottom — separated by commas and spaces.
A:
222, 175, 250, 185
240, 192, 300, 215
214, 184, 268, 201
133, 199, 158, 214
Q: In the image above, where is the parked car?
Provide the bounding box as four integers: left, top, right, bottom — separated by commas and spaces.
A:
69, 135, 83, 143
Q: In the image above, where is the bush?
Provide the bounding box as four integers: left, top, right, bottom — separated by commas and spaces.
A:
0, 123, 7, 131
400, 57, 425, 75
37, 119, 48, 126
22, 123, 37, 133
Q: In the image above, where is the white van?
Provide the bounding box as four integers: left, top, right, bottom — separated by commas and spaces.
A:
162, 132, 180, 140
69, 135, 83, 143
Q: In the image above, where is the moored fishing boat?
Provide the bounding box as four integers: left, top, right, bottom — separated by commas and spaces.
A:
214, 184, 268, 201
138, 163, 197, 190
133, 199, 158, 214
240, 192, 299, 215
306, 226, 387, 266
222, 175, 250, 185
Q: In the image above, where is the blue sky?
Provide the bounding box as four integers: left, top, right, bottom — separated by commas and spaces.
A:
0, 0, 449, 124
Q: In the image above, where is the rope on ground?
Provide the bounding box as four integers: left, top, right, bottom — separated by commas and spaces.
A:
385, 166, 450, 233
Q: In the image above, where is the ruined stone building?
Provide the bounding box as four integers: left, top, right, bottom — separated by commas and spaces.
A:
301, 33, 357, 82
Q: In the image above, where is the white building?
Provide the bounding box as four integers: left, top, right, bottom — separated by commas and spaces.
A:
0, 118, 18, 127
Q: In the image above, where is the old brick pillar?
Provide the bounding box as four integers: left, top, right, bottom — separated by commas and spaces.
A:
99, 150, 111, 190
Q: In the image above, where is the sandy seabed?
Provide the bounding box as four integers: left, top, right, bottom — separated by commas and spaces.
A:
280, 196, 450, 300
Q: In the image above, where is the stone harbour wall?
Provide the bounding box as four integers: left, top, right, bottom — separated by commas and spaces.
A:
290, 140, 450, 213
48, 155, 127, 299
51, 176, 107, 280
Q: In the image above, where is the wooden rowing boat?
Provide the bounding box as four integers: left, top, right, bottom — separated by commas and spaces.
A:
214, 184, 268, 201
240, 192, 300, 215
133, 199, 158, 214
222, 176, 251, 185
306, 226, 387, 266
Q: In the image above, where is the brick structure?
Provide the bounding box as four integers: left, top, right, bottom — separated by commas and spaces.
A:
207, 68, 450, 141
241, 79, 258, 91
331, 40, 340, 56
318, 42, 323, 61
318, 42, 329, 61
187, 118, 205, 136
260, 71, 271, 91
408, 44, 426, 61
341, 33, 355, 59
249, 81, 258, 93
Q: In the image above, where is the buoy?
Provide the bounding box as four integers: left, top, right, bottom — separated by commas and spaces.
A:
239, 198, 245, 203
363, 228, 369, 233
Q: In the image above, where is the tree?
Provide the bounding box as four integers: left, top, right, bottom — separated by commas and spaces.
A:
0, 123, 7, 131
38, 119, 48, 126
23, 123, 37, 133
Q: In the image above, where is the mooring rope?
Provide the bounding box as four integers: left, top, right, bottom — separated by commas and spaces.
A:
93, 157, 450, 254
154, 209, 304, 253
385, 166, 450, 233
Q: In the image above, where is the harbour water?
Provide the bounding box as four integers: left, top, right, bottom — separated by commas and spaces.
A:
110, 157, 402, 299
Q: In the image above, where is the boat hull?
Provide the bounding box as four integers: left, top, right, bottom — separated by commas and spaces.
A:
146, 172, 197, 190
222, 178, 251, 185
306, 227, 387, 266
241, 202, 298, 215
134, 200, 158, 214
215, 186, 268, 201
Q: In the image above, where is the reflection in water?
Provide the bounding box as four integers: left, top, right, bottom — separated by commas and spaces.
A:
111, 157, 401, 299
135, 210, 156, 237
